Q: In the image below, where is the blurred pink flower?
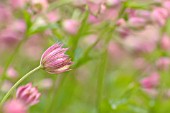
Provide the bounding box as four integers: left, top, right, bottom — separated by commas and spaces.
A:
7, 67, 18, 79
40, 43, 72, 74
100, 7, 118, 21
123, 25, 159, 53
156, 57, 170, 70
3, 99, 27, 113
152, 7, 169, 26
88, 14, 101, 24
47, 11, 60, 22
163, 0, 170, 13
0, 4, 12, 22
16, 83, 41, 106
108, 42, 124, 59
9, 20, 26, 34
62, 19, 80, 35
135, 41, 156, 53
126, 8, 136, 18
117, 27, 130, 38
140, 72, 160, 89
87, 1, 103, 15
0, 28, 20, 47
116, 18, 126, 27
161, 34, 170, 50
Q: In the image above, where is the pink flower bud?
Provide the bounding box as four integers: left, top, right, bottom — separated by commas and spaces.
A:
140, 72, 160, 89
16, 83, 41, 106
156, 57, 170, 70
161, 35, 170, 50
62, 19, 80, 35
152, 7, 169, 26
40, 43, 72, 74
3, 99, 27, 113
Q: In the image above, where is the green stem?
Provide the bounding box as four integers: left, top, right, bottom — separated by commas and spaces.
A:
96, 51, 108, 113
0, 65, 42, 106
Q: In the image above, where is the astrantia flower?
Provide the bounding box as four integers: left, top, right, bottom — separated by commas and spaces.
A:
40, 43, 72, 74
140, 72, 160, 89
16, 83, 41, 106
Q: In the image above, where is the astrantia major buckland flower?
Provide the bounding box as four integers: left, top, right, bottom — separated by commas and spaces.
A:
16, 83, 41, 106
40, 43, 72, 74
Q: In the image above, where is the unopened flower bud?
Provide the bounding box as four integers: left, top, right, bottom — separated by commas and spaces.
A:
40, 43, 72, 74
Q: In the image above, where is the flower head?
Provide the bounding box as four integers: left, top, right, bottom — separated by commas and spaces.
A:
152, 7, 169, 26
40, 43, 72, 74
62, 19, 80, 35
16, 83, 41, 106
140, 72, 160, 89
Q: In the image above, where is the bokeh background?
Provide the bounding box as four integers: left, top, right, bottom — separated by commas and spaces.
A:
1, 0, 170, 113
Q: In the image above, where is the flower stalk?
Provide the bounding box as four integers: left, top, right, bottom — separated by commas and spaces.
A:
0, 65, 42, 106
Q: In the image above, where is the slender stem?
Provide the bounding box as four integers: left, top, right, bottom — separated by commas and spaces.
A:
96, 51, 108, 113
0, 65, 42, 106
